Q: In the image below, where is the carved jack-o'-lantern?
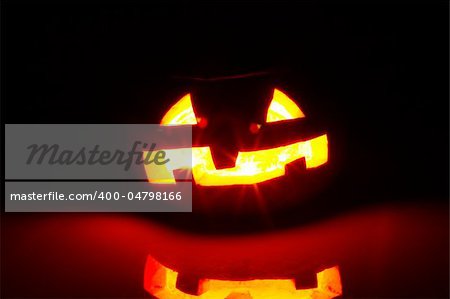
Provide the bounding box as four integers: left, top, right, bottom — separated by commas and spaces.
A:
143, 79, 341, 298
144, 84, 332, 212
150, 89, 327, 185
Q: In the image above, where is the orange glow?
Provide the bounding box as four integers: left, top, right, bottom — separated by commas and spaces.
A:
266, 89, 305, 123
161, 93, 198, 125
144, 255, 342, 299
144, 135, 327, 186
149, 88, 328, 185
160, 89, 306, 126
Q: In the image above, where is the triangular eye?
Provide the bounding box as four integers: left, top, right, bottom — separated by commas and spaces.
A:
161, 93, 198, 125
266, 89, 305, 123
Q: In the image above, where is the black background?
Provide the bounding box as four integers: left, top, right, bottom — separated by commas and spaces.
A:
1, 1, 449, 298
3, 1, 448, 200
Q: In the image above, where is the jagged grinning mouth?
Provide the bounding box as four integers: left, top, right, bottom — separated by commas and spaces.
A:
143, 134, 327, 186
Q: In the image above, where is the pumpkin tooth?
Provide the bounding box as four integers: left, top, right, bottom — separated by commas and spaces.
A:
177, 272, 202, 296
294, 272, 318, 290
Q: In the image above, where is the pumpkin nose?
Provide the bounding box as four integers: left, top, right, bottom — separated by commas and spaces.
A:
208, 121, 242, 169
210, 145, 239, 169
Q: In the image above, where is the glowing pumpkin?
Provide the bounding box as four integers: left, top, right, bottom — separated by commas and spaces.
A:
142, 83, 341, 299
144, 89, 328, 187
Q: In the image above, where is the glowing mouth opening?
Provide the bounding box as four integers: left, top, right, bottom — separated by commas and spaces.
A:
144, 134, 327, 186
144, 255, 342, 299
